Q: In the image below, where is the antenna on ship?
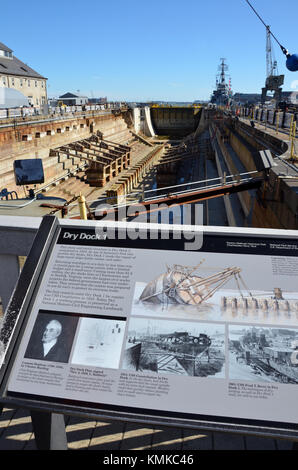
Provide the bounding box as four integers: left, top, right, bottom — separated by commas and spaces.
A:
244, 0, 298, 71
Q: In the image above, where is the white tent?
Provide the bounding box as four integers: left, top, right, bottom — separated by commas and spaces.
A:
0, 87, 29, 108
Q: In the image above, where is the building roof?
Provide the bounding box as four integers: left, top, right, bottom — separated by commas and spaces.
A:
0, 41, 47, 79
0, 42, 12, 53
59, 93, 78, 98
59, 92, 88, 98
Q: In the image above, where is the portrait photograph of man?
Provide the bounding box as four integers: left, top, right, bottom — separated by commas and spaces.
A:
24, 311, 79, 363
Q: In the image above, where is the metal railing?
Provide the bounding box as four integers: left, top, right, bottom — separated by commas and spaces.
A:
0, 103, 126, 126
80, 170, 260, 212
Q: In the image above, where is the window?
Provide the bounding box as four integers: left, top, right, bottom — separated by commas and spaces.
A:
20, 78, 23, 86
2, 76, 6, 85
11, 77, 15, 86
41, 81, 44, 88
20, 66, 27, 72
35, 81, 37, 87
28, 80, 30, 87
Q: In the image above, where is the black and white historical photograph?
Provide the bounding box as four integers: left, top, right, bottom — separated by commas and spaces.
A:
24, 311, 79, 363
229, 325, 298, 383
130, 260, 298, 326
71, 317, 126, 369
122, 317, 225, 377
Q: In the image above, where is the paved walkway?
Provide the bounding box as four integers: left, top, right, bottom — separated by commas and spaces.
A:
240, 116, 297, 157
0, 407, 294, 450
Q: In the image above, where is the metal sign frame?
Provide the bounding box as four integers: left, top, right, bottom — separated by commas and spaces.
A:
0, 215, 298, 442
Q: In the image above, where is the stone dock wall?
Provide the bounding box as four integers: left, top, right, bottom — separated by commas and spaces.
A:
0, 112, 133, 195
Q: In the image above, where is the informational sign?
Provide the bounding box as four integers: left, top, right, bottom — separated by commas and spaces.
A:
1, 216, 298, 438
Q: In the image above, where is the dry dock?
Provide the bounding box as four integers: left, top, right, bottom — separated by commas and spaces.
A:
0, 107, 298, 451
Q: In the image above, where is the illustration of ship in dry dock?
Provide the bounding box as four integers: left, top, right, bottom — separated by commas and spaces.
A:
139, 262, 298, 313
139, 261, 242, 306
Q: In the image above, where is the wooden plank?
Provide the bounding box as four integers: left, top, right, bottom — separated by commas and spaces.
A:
83, 145, 118, 160
65, 415, 97, 450
120, 422, 155, 450
93, 143, 124, 156
58, 149, 96, 164
81, 140, 121, 158
100, 138, 130, 150
62, 144, 114, 162
0, 408, 17, 436
151, 426, 183, 450
0, 408, 34, 450
245, 435, 277, 450
68, 150, 110, 166
213, 431, 245, 450
89, 420, 125, 450
182, 429, 213, 450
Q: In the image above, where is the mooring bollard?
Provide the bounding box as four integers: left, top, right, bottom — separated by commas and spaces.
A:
78, 193, 87, 220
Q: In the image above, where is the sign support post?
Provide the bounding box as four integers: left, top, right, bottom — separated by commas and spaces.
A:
30, 410, 68, 450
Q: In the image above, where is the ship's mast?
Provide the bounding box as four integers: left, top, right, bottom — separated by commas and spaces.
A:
210, 58, 232, 106
219, 58, 227, 86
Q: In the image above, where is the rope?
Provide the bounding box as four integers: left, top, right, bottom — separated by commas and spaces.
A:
245, 0, 289, 56
0, 197, 37, 209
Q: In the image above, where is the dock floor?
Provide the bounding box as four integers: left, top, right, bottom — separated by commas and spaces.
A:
0, 407, 294, 450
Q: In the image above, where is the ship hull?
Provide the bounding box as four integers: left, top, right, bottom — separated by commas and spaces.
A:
140, 271, 207, 305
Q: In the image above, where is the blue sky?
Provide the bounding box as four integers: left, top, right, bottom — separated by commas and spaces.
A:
2, 0, 298, 101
